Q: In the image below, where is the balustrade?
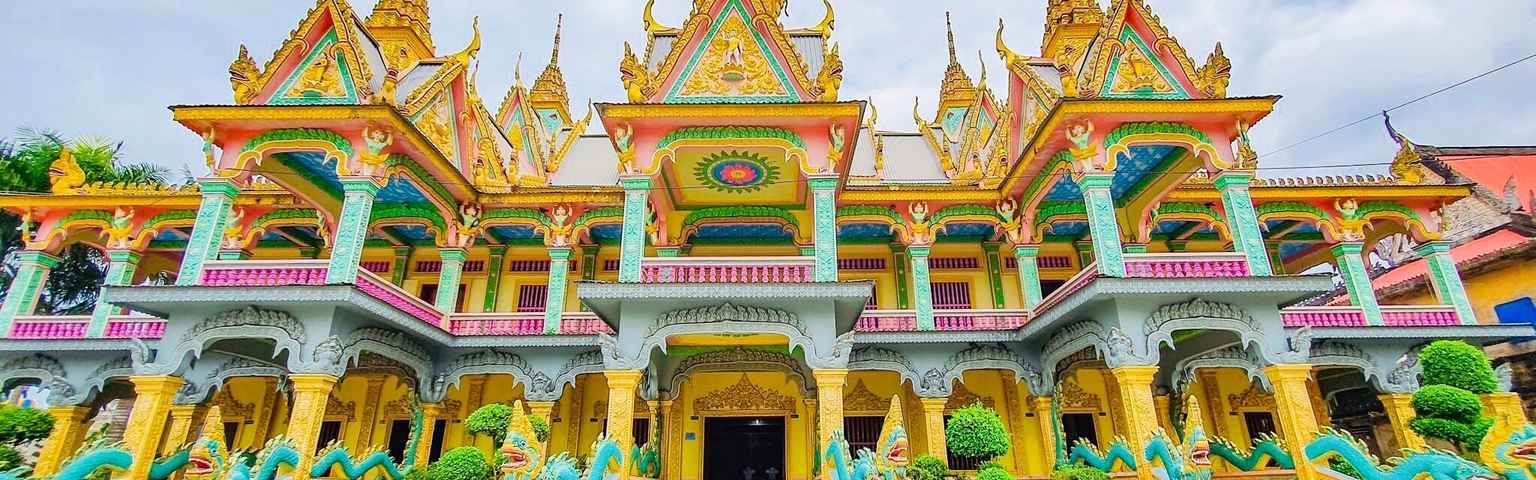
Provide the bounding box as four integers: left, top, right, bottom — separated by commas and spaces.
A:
1123, 252, 1249, 278
557, 312, 614, 335
639, 256, 814, 283
355, 269, 445, 329
448, 312, 544, 335
1032, 262, 1099, 315
7, 315, 165, 339
199, 259, 330, 286
1280, 306, 1368, 327
1380, 305, 1461, 326
855, 309, 1027, 332
104, 316, 167, 338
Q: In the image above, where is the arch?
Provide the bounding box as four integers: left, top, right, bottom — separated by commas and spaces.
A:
651, 126, 809, 175
1171, 344, 1269, 393
1354, 201, 1438, 242
929, 204, 1005, 237
1255, 202, 1340, 241
233, 128, 353, 177
664, 346, 813, 401
177, 356, 289, 405
1032, 201, 1088, 240
0, 354, 67, 392
847, 346, 929, 394
571, 207, 623, 245
140, 306, 306, 376
1139, 202, 1231, 244
941, 344, 1044, 396
1101, 122, 1221, 171
378, 154, 459, 219
339, 327, 431, 386
439, 350, 539, 400
602, 303, 854, 371
1143, 298, 1267, 356
678, 206, 804, 243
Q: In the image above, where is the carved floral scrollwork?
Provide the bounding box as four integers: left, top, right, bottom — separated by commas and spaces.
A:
693, 374, 795, 414
1056, 376, 1101, 410
843, 380, 888, 414
1226, 383, 1276, 410
650, 302, 802, 333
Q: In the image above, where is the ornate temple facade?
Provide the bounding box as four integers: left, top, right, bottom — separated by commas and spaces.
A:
2, 1, 1531, 479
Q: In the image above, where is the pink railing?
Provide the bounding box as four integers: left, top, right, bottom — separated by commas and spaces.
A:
104, 316, 167, 338
558, 312, 614, 334
936, 309, 1030, 331
356, 269, 445, 329
1033, 262, 1100, 315
1382, 305, 1461, 326
8, 316, 89, 339
640, 256, 814, 283
1280, 306, 1368, 327
200, 259, 330, 286
856, 310, 919, 331
1124, 252, 1249, 278
448, 312, 544, 335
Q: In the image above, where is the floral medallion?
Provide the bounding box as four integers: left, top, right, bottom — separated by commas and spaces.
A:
694, 150, 779, 193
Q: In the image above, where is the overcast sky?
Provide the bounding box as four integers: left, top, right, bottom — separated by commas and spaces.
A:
1, 0, 1533, 179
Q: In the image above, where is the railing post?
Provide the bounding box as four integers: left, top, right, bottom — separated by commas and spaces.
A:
88, 250, 142, 337
1413, 241, 1476, 324
909, 245, 934, 330
543, 246, 572, 334
325, 177, 381, 284
892, 243, 911, 309
1012, 244, 1044, 309
809, 175, 839, 282
1214, 172, 1273, 276
1075, 173, 1125, 277
0, 250, 60, 335
390, 246, 413, 286
1331, 242, 1383, 326
435, 248, 467, 312
482, 246, 507, 312
177, 178, 240, 285
619, 175, 651, 283
983, 242, 1006, 307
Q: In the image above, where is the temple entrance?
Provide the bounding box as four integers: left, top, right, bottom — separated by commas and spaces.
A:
704, 417, 785, 480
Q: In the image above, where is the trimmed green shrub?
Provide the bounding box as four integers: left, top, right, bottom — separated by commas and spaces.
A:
1411, 385, 1484, 422
0, 444, 21, 471
977, 463, 1011, 480
1051, 464, 1109, 480
910, 454, 947, 480
428, 447, 490, 480
1419, 340, 1498, 394
0, 405, 54, 443
945, 404, 1011, 462
465, 404, 513, 442
529, 415, 550, 443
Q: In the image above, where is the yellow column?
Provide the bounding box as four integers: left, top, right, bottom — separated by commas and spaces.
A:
35, 406, 92, 478
162, 405, 199, 454
1377, 394, 1425, 451
413, 403, 445, 467
1109, 366, 1160, 480
286, 374, 339, 480
604, 370, 643, 473
122, 375, 184, 480
1484, 392, 1529, 428
1265, 364, 1321, 480
919, 397, 949, 467
658, 399, 676, 479
813, 369, 848, 448
1031, 396, 1055, 474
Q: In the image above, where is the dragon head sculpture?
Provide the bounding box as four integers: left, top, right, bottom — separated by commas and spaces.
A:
185, 406, 229, 480
876, 395, 910, 472
500, 401, 543, 479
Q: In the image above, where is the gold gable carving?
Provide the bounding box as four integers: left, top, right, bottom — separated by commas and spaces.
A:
844, 380, 888, 415
693, 374, 795, 414
284, 45, 348, 98
384, 397, 413, 418
213, 388, 255, 419
676, 11, 789, 98
1227, 384, 1275, 410
946, 382, 995, 411
1057, 376, 1101, 410
1108, 42, 1173, 94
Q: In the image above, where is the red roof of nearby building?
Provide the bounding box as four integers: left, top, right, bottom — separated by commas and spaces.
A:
1439, 153, 1536, 212
1372, 229, 1534, 291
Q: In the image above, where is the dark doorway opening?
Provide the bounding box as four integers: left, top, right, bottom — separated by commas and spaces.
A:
704, 417, 785, 480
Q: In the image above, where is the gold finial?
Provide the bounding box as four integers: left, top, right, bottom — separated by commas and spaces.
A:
550, 14, 563, 64
996, 19, 1021, 68
945, 12, 959, 66
229, 44, 262, 104
865, 96, 879, 126
449, 17, 481, 64
531, 14, 570, 114
514, 52, 524, 87
814, 0, 836, 38
977, 49, 988, 86
366, 0, 436, 55
939, 13, 975, 108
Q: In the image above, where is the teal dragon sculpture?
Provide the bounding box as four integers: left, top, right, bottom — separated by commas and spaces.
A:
822, 395, 910, 480
500, 400, 545, 480
309, 396, 424, 480
1481, 416, 1536, 480
1140, 397, 1212, 480
14, 418, 203, 480
1306, 427, 1497, 480
630, 425, 661, 479
535, 435, 625, 480
1208, 432, 1293, 471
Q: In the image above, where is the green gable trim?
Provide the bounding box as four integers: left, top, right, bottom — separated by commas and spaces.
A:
1033, 201, 1087, 227
663, 0, 800, 104
657, 126, 806, 150
836, 205, 903, 224
382, 154, 457, 208
241, 128, 356, 157
59, 210, 115, 226
253, 208, 321, 227
370, 202, 448, 233
1152, 202, 1220, 219
144, 210, 197, 228
1356, 201, 1424, 223
1101, 122, 1211, 148
1099, 26, 1189, 100
1255, 201, 1331, 221
269, 31, 359, 105
575, 206, 624, 228
482, 207, 552, 227
930, 204, 1003, 225
681, 205, 799, 230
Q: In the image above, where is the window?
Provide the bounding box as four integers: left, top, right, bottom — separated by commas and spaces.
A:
930, 282, 972, 309
316, 421, 343, 453
1040, 279, 1067, 298
1243, 412, 1276, 438
1497, 298, 1536, 342
865, 283, 879, 308
418, 284, 438, 303
633, 418, 651, 447
518, 284, 549, 312
222, 422, 240, 450
1061, 413, 1098, 448
429, 419, 447, 462
844, 416, 883, 453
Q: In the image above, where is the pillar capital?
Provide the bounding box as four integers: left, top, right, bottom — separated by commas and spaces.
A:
1212, 171, 1255, 189
918, 396, 948, 409
1012, 244, 1040, 257
604, 369, 645, 388
811, 368, 849, 387
195, 177, 242, 198
1109, 365, 1159, 384
288, 373, 339, 393
437, 247, 468, 261
907, 244, 932, 257
1329, 241, 1366, 256
1413, 240, 1453, 256
129, 374, 186, 393
337, 176, 384, 195
1073, 172, 1115, 189
13, 250, 61, 267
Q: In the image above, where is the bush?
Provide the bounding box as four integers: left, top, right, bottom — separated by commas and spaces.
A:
910, 454, 947, 480
0, 444, 21, 471
1327, 456, 1363, 479
945, 404, 1011, 462
1420, 341, 1498, 394
1410, 385, 1484, 423
1050, 465, 1109, 480
465, 404, 512, 442
528, 415, 550, 443
977, 464, 1011, 480
428, 447, 490, 480
0, 405, 54, 443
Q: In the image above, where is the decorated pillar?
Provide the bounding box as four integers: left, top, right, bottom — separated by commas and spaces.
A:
1332, 242, 1383, 326
34, 405, 91, 478
1108, 366, 1160, 480
892, 244, 911, 309
812, 369, 848, 448
1484, 392, 1529, 427
1031, 396, 1055, 474
177, 178, 239, 285
325, 178, 381, 284
390, 246, 413, 286
482, 246, 507, 312
1214, 172, 1273, 276
604, 370, 643, 473
983, 243, 1005, 307
1012, 245, 1044, 309
909, 245, 934, 330
285, 374, 338, 480
161, 405, 199, 456
122, 375, 185, 480
1265, 241, 1287, 275
543, 246, 572, 334
1265, 364, 1322, 480
88, 250, 142, 337
809, 175, 839, 282
919, 397, 949, 467
434, 248, 467, 312
0, 250, 60, 327
413, 403, 445, 467
1076, 173, 1126, 277
1377, 394, 1426, 451
1413, 241, 1476, 324
618, 175, 651, 283
526, 401, 556, 425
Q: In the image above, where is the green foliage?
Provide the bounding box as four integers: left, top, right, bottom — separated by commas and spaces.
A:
1327, 456, 1363, 479
976, 463, 1011, 480
427, 447, 490, 480
909, 454, 948, 480
1051, 464, 1109, 480
1420, 341, 1498, 394
528, 415, 550, 443
0, 444, 21, 471
945, 404, 1011, 461
1411, 340, 1498, 449
465, 404, 512, 442
0, 405, 54, 444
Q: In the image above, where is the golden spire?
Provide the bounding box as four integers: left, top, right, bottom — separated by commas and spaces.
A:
939, 12, 977, 110
202, 406, 225, 446
366, 0, 435, 62
530, 14, 571, 120
1041, 0, 1103, 62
